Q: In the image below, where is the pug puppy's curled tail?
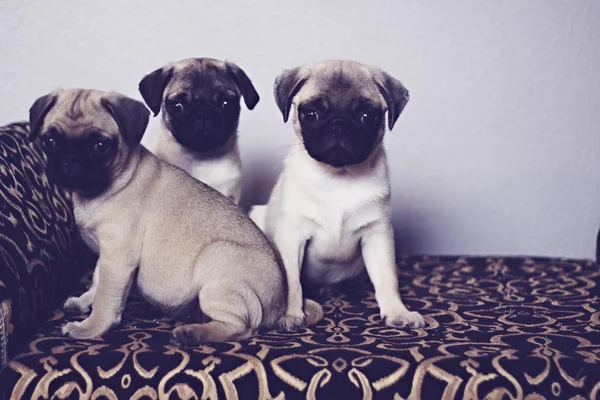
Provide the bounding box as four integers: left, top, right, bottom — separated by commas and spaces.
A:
302, 299, 324, 326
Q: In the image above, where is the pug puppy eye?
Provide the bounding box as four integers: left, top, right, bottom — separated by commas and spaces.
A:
167, 101, 184, 115
360, 112, 379, 125
42, 137, 56, 151
301, 109, 319, 123
93, 139, 111, 154
222, 100, 230, 109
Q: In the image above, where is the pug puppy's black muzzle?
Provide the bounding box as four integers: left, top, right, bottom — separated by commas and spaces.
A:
57, 150, 85, 176
47, 148, 86, 186
171, 103, 233, 152
303, 116, 375, 168
47, 148, 112, 196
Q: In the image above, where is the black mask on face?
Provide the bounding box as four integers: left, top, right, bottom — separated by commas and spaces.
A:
41, 128, 118, 197
298, 98, 383, 167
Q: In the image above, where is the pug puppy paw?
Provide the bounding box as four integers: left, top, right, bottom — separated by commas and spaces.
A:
61, 321, 104, 339
385, 311, 425, 329
63, 296, 91, 314
61, 321, 82, 336
61, 316, 119, 339
170, 325, 199, 347
278, 313, 305, 331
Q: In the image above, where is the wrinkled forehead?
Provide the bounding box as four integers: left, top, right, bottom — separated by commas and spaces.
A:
44, 92, 117, 137
167, 61, 239, 98
296, 64, 384, 108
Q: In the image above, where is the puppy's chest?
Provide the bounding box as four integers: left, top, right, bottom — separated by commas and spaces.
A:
168, 157, 240, 200
74, 203, 101, 253
308, 204, 381, 256
300, 183, 387, 260
187, 159, 240, 187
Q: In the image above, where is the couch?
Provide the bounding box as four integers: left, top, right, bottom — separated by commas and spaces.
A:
0, 122, 599, 399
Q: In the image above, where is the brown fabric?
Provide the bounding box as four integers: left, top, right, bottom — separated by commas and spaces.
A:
1, 256, 599, 399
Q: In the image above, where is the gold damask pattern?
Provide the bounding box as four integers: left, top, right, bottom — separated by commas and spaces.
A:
0, 123, 95, 368
1, 256, 599, 399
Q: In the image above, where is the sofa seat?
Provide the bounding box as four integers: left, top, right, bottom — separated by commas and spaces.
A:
1, 256, 599, 399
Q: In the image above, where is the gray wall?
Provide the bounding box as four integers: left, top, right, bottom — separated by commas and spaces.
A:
1, 1, 599, 258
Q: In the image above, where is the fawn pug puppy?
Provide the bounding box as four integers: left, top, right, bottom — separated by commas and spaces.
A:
61, 59, 259, 316
139, 58, 260, 204
29, 88, 291, 345
251, 60, 425, 330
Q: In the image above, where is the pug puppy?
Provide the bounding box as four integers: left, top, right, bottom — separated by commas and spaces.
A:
62, 59, 259, 315
139, 58, 260, 204
29, 88, 292, 344
250, 60, 425, 330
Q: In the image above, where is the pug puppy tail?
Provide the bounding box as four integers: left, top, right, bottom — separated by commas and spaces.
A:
302, 299, 324, 326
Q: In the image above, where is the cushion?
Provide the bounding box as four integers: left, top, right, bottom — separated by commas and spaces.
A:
0, 122, 96, 368
1, 256, 599, 399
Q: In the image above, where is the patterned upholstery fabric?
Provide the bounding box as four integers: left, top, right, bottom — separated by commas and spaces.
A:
1, 256, 599, 399
0, 123, 95, 369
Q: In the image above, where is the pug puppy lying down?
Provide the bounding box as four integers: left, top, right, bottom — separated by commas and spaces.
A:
28, 88, 319, 344
251, 60, 425, 330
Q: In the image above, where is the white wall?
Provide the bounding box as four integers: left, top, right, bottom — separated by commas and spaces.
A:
1, 1, 599, 259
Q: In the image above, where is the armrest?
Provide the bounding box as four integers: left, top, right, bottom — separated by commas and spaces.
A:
0, 122, 95, 369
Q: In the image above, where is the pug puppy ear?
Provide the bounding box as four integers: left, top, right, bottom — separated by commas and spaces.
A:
372, 69, 409, 130
139, 66, 174, 117
101, 94, 150, 147
225, 62, 260, 110
274, 67, 307, 123
29, 92, 58, 141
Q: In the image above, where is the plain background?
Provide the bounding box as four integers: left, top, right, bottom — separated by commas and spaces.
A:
1, 1, 599, 259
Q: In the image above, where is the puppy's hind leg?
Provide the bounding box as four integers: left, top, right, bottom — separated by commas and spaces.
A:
171, 282, 254, 346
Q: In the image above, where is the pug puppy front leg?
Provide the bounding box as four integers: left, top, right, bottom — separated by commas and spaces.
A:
63, 265, 99, 314
62, 254, 135, 339
361, 222, 425, 328
274, 222, 309, 330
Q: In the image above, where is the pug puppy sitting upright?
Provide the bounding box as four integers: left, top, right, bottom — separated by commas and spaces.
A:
250, 60, 425, 330
29, 88, 290, 344
139, 58, 259, 204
